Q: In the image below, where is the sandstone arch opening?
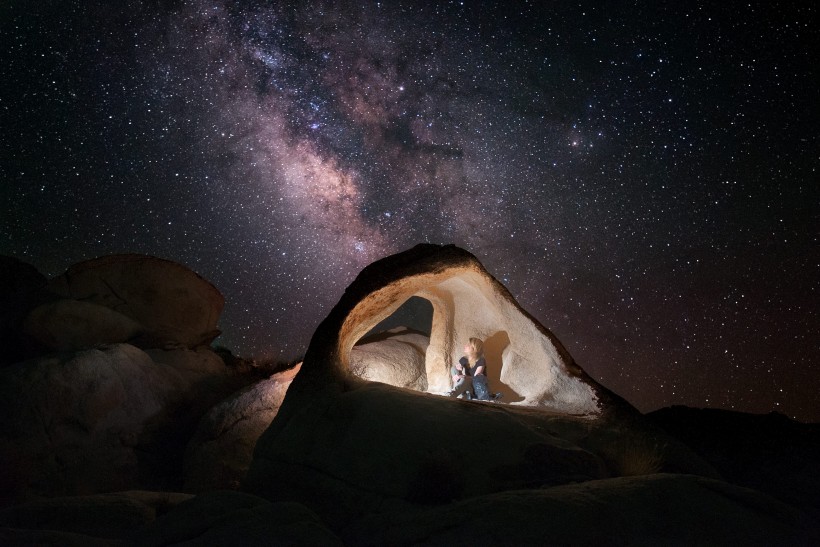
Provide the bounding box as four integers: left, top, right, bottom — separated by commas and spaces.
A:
350, 297, 433, 391
363, 296, 433, 337
298, 245, 604, 415
341, 265, 595, 409
349, 294, 527, 402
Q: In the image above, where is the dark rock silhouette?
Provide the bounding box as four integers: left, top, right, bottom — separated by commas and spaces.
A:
46, 254, 224, 349
0, 344, 243, 506
244, 244, 760, 542
0, 256, 51, 366
1, 246, 817, 544
648, 406, 820, 518
0, 255, 252, 508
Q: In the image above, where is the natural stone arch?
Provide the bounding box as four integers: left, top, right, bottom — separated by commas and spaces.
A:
247, 245, 700, 531
304, 244, 612, 415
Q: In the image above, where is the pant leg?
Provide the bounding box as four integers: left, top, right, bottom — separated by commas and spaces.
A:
473, 375, 490, 400
449, 377, 473, 397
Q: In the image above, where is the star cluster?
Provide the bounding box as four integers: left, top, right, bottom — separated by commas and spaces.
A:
1, 1, 817, 420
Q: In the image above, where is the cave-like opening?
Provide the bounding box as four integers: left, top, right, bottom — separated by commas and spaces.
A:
350, 296, 433, 391
362, 296, 433, 338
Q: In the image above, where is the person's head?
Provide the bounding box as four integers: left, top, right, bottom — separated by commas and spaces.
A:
464, 337, 484, 360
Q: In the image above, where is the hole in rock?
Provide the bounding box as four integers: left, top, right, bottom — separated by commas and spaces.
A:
350, 295, 523, 403
363, 296, 432, 338
336, 253, 600, 414
351, 297, 433, 392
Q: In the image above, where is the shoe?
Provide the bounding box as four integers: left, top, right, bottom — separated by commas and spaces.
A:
493, 392, 503, 400
465, 392, 472, 400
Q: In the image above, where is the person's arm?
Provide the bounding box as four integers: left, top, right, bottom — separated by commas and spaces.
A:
473, 358, 485, 376
458, 357, 471, 376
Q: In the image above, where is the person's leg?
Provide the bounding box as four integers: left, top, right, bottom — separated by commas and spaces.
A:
473, 375, 490, 400
448, 377, 473, 397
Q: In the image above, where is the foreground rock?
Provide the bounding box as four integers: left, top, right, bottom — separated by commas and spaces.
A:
0, 256, 50, 365
350, 327, 429, 391
183, 365, 301, 493
0, 344, 240, 505
0, 490, 192, 545
0, 490, 342, 546
648, 406, 820, 516
46, 254, 224, 349
245, 245, 718, 534
23, 299, 143, 351
345, 474, 817, 546
130, 490, 342, 546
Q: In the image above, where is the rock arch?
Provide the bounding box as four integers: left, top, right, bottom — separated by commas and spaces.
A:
299, 244, 612, 416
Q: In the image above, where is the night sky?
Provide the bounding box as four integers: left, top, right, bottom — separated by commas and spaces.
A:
2, 1, 818, 421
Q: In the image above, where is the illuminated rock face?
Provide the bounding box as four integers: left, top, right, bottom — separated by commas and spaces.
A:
331, 244, 604, 413
350, 328, 428, 391
184, 364, 301, 493
246, 245, 646, 530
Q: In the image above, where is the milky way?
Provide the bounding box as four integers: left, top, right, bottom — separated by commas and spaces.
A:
2, 1, 818, 421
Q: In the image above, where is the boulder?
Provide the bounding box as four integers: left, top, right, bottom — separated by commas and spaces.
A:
47, 254, 223, 349
23, 299, 144, 351
0, 529, 118, 546
277, 244, 618, 411
0, 491, 192, 541
0, 343, 234, 505
0, 256, 50, 365
345, 474, 818, 546
350, 327, 428, 390
245, 245, 724, 535
648, 406, 820, 514
129, 490, 342, 546
183, 365, 301, 493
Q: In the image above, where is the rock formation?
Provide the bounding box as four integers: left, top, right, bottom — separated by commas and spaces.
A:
350, 327, 428, 391
245, 244, 719, 536
0, 254, 251, 507
287, 243, 617, 413
45, 254, 223, 349
0, 344, 236, 504
648, 406, 820, 516
183, 364, 301, 493
23, 299, 144, 351
2, 246, 817, 544
0, 256, 51, 365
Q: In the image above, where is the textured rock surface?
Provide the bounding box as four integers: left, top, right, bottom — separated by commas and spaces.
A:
23, 299, 144, 351
0, 256, 50, 366
0, 344, 234, 505
184, 364, 301, 493
325, 245, 608, 410
47, 254, 223, 348
291, 244, 617, 411
0, 491, 192, 541
345, 474, 818, 546
350, 327, 428, 390
249, 383, 610, 529
129, 490, 342, 546
245, 244, 720, 535
648, 406, 820, 515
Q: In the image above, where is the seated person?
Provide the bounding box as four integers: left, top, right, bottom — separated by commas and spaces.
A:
448, 355, 473, 399
449, 337, 502, 401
